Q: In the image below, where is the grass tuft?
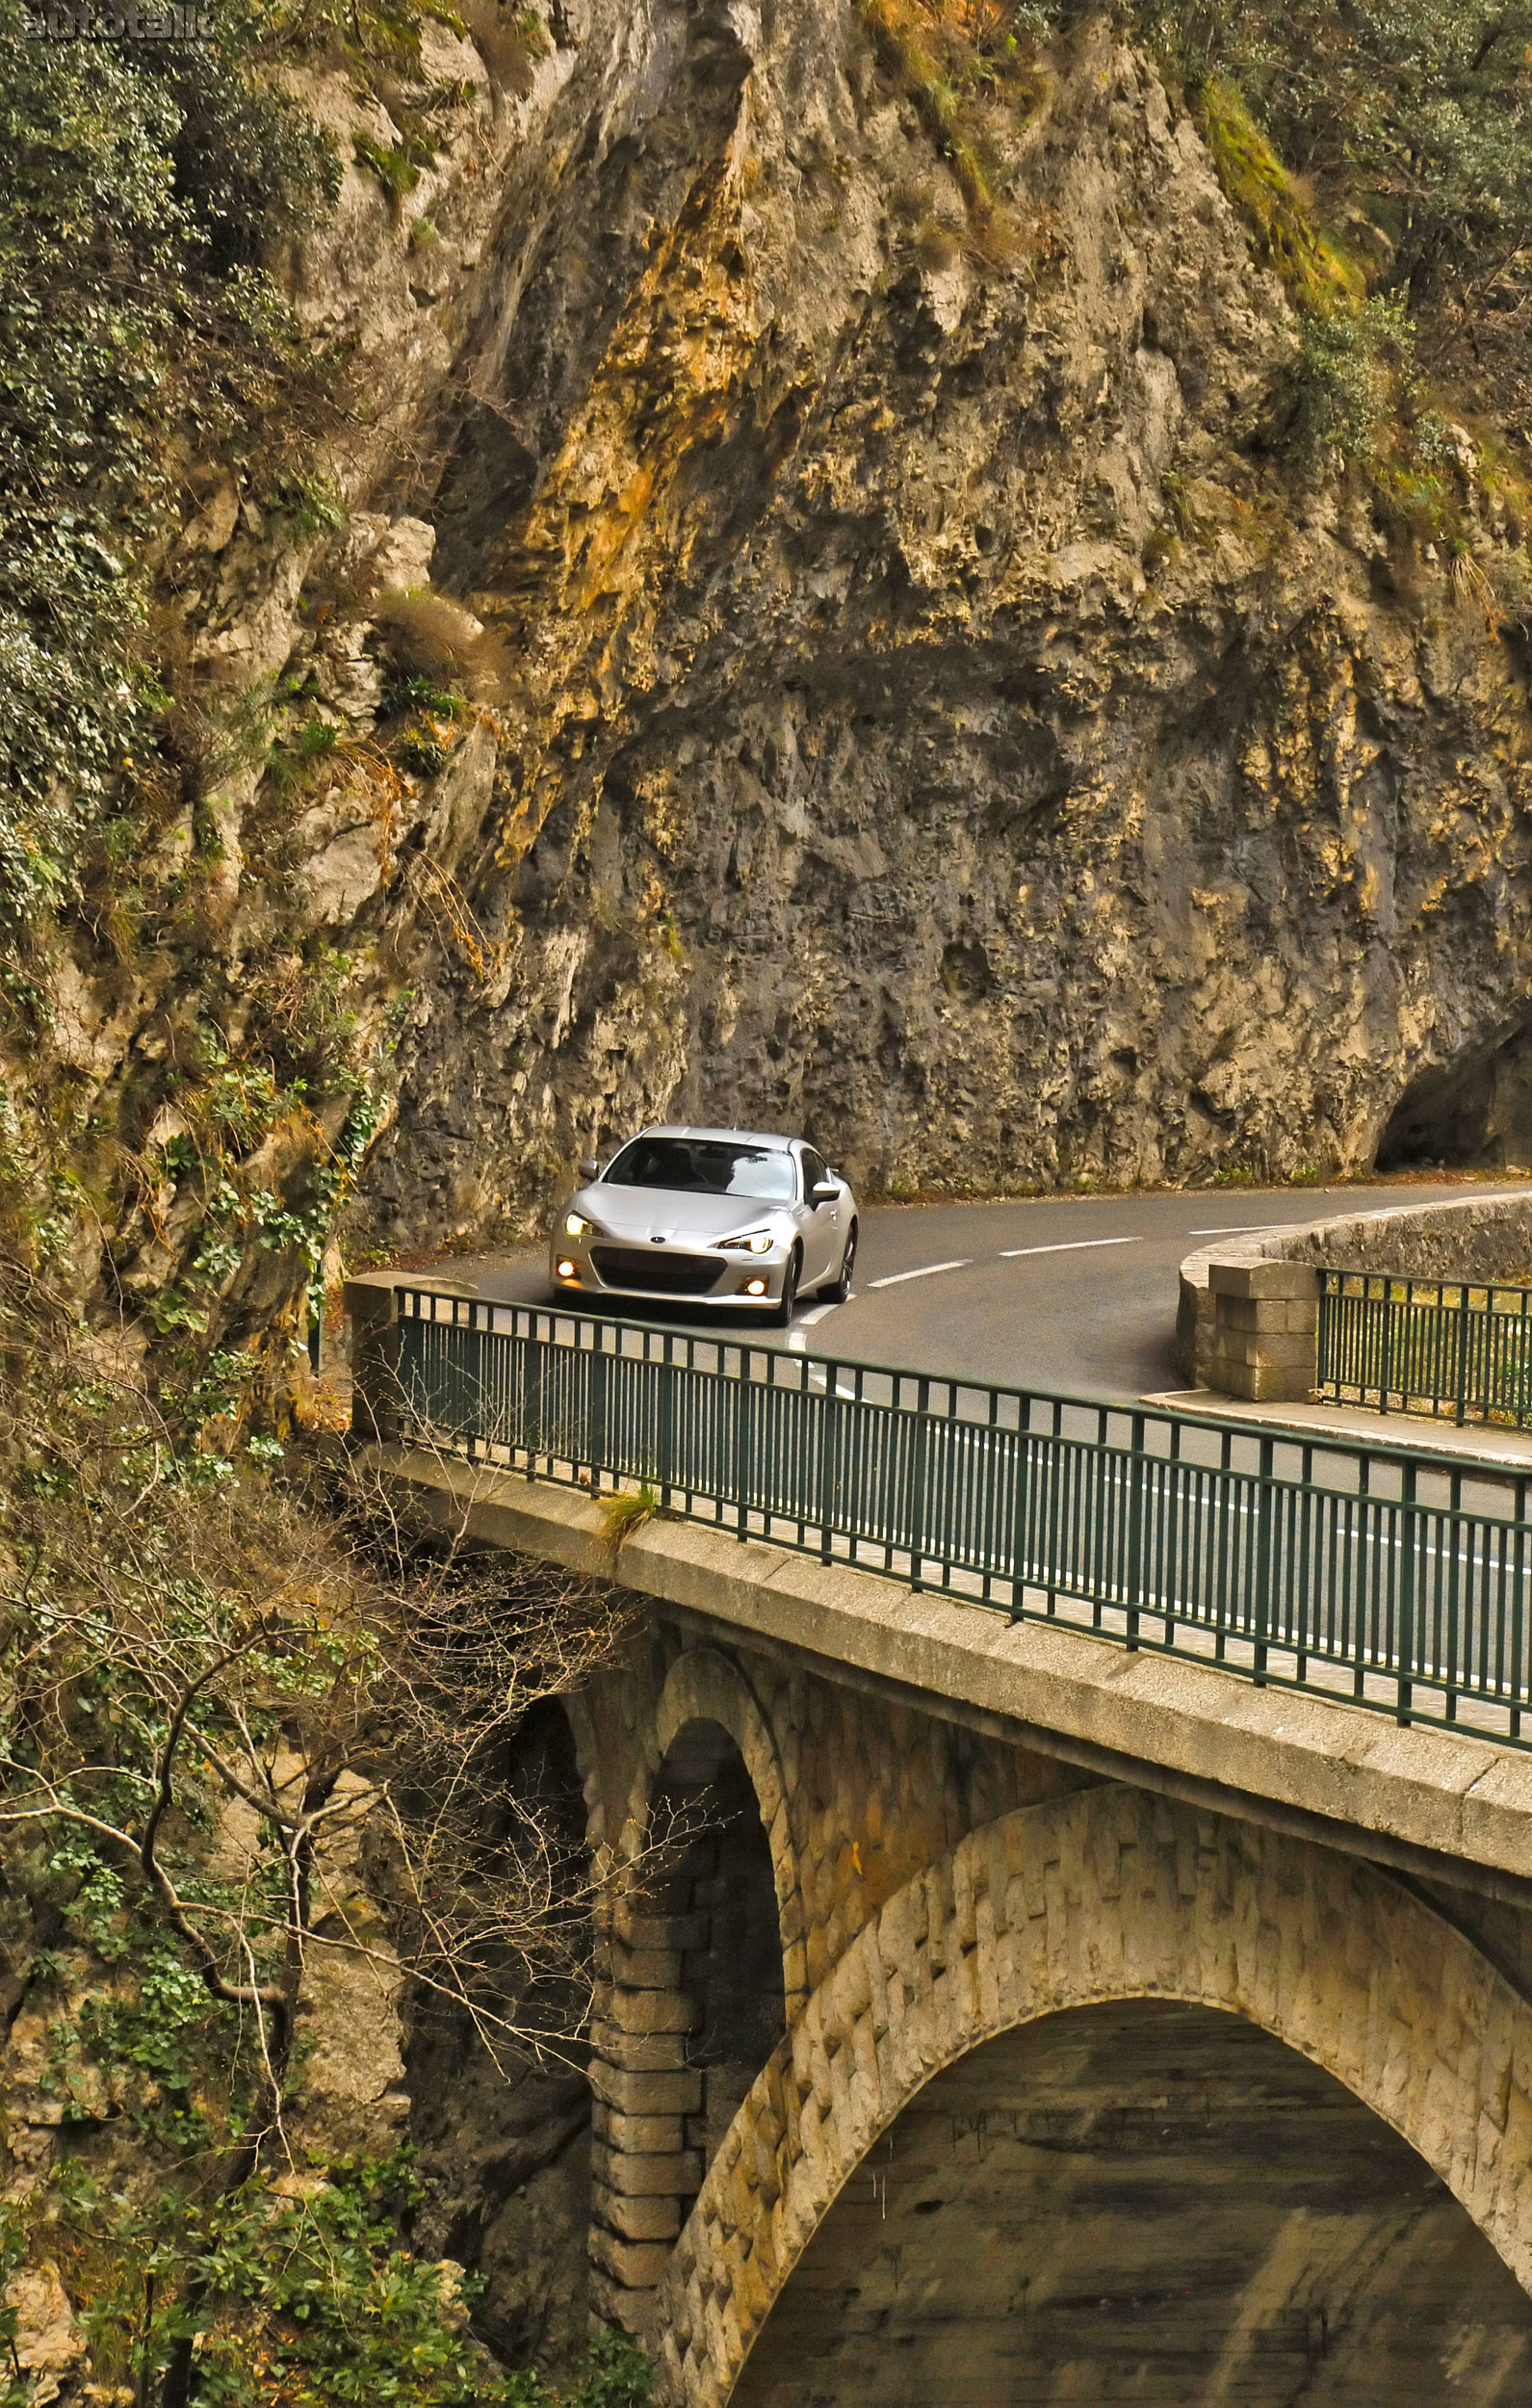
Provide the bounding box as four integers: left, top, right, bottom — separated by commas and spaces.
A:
597, 1483, 664, 1552
1198, 78, 1363, 316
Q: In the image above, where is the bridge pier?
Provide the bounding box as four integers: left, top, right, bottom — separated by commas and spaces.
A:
591, 1719, 785, 2329
380, 1451, 1532, 2400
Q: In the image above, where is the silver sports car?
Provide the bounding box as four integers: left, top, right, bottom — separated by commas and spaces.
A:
548, 1126, 858, 1322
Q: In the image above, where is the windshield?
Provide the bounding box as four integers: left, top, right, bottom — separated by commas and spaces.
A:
603, 1137, 797, 1203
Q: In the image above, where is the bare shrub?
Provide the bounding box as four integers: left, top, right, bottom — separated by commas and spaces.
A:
0, 1255, 633, 2159
915, 215, 963, 270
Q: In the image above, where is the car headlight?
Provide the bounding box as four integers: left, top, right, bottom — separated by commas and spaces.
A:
715, 1229, 774, 1254
564, 1212, 593, 1240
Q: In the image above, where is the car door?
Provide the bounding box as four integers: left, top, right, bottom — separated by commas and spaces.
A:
799, 1146, 837, 1283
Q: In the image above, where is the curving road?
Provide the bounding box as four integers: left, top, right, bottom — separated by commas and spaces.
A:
434, 1177, 1526, 1402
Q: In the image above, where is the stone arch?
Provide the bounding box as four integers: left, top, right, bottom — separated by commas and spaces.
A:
591, 1648, 803, 2337
554, 1685, 609, 1869
655, 1781, 1532, 2406
619, 1648, 805, 2016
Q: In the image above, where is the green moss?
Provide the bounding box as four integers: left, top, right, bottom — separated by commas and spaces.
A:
1199, 78, 1363, 314
354, 132, 425, 215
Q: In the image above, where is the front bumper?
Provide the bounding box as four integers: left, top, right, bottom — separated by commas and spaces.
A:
547, 1235, 790, 1306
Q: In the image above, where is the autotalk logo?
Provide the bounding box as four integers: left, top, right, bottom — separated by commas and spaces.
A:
20, 3, 213, 33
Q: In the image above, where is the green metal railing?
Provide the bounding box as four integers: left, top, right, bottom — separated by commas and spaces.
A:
1317, 1269, 1532, 1429
391, 1288, 1532, 1749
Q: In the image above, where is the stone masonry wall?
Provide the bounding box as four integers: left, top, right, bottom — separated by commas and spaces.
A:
560, 1610, 1085, 2333
1176, 1188, 1532, 1398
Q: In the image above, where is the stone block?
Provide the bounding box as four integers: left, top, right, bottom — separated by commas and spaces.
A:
1215, 1355, 1315, 1404
604, 2190, 684, 2243
610, 1943, 685, 1990
1208, 1259, 1319, 1303
589, 2226, 673, 2290
1218, 1294, 1318, 1336
1223, 1329, 1315, 1370
609, 1987, 701, 2036
593, 2105, 687, 2154
611, 1910, 691, 1951
592, 2141, 705, 2196
590, 2024, 690, 2073
590, 2061, 703, 2116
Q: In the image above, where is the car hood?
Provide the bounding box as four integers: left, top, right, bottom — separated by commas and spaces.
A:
568, 1185, 791, 1243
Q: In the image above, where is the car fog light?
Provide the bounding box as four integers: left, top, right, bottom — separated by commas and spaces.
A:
746, 1276, 767, 1296
557, 1258, 577, 1278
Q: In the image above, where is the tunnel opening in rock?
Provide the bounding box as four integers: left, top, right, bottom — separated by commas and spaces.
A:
1377, 1021, 1532, 1170
732, 1998, 1532, 2406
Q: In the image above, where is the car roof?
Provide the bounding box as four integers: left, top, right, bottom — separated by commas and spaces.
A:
624, 1124, 801, 1150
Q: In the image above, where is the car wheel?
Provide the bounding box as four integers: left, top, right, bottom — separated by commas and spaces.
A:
774, 1247, 800, 1326
819, 1220, 856, 1303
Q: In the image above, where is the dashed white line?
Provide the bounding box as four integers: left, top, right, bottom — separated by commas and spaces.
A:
998, 1237, 1142, 1258
868, 1259, 973, 1289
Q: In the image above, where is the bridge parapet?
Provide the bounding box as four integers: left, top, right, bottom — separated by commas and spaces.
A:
352, 1284, 1532, 1751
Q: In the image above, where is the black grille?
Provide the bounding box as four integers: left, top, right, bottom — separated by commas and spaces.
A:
590, 1246, 724, 1297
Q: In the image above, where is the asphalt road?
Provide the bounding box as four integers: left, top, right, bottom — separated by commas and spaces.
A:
435, 1177, 1527, 1403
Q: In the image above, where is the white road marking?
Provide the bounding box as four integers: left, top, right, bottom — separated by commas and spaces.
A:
786, 1301, 843, 1351
869, 1259, 973, 1289
1188, 1223, 1285, 1236
998, 1237, 1142, 1258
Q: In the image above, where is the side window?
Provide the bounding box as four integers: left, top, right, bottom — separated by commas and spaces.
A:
801, 1148, 828, 1195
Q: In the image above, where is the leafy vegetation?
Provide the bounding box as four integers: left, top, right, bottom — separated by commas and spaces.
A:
0, 0, 341, 940
39, 2153, 653, 2406
0, 1257, 634, 2401
1012, 0, 1532, 598
1084, 2, 1532, 411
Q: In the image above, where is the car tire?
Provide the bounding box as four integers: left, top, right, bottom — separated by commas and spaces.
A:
774, 1247, 800, 1326
818, 1220, 856, 1303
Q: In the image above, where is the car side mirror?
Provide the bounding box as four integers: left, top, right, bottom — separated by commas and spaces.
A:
578, 1156, 600, 1179
812, 1181, 838, 1205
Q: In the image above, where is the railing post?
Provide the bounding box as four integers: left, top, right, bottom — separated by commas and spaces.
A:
1381, 1279, 1396, 1415
734, 1351, 752, 1540
1009, 1408, 1030, 1622
1125, 1410, 1145, 1649
588, 1329, 609, 1494
1253, 1433, 1274, 1685
818, 1358, 838, 1565
1455, 1282, 1469, 1427
910, 1376, 930, 1593
1397, 1456, 1416, 1727
657, 1334, 677, 1503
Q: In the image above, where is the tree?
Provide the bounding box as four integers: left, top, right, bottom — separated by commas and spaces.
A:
0, 1260, 632, 2401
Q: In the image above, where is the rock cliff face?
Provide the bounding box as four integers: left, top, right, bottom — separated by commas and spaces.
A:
328, 0, 1532, 1243
52, 0, 1532, 1335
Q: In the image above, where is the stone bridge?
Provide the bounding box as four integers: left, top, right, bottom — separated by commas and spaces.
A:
390, 1450, 1532, 2405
